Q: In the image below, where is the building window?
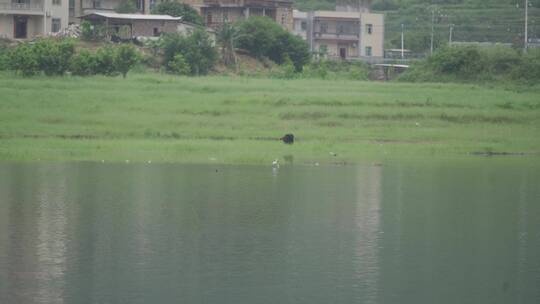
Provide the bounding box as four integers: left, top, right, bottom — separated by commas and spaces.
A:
52, 18, 61, 33
223, 11, 228, 22
153, 27, 160, 37
301, 21, 307, 31
366, 24, 373, 34
92, 0, 101, 8
150, 0, 156, 10
365, 46, 372, 56
69, 0, 74, 8
52, 0, 61, 5
320, 22, 327, 33
206, 12, 212, 25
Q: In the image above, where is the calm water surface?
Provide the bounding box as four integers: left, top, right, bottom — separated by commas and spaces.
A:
0, 161, 539, 304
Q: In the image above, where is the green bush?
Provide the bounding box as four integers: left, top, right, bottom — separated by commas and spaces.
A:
301, 60, 369, 80
114, 44, 139, 78
236, 17, 310, 72
70, 49, 98, 76
95, 46, 118, 76
399, 45, 540, 84
161, 29, 218, 75
115, 0, 138, 13
81, 21, 106, 41
168, 54, 190, 75
511, 49, 540, 84
9, 43, 40, 76
0, 47, 9, 71
151, 1, 203, 25
33, 39, 75, 76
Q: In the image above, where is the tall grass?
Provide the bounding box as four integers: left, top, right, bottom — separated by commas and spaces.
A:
0, 72, 539, 164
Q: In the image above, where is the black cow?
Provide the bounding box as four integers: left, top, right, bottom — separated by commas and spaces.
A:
280, 134, 294, 144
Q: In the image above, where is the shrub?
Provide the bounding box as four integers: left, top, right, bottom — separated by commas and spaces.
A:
114, 44, 139, 78
81, 21, 106, 41
236, 17, 310, 72
95, 46, 118, 76
151, 1, 203, 25
161, 29, 218, 75
33, 39, 75, 76
70, 49, 98, 76
168, 53, 190, 75
115, 0, 138, 13
9, 43, 39, 76
0, 47, 9, 71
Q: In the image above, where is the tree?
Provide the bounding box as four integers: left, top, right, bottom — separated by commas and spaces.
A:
114, 44, 139, 78
115, 0, 138, 13
168, 54, 191, 75
216, 22, 238, 68
152, 1, 204, 25
237, 17, 311, 72
162, 29, 218, 75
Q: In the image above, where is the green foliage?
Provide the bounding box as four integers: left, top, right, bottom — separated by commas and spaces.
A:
399, 45, 540, 84
33, 39, 76, 76
115, 44, 139, 78
236, 17, 311, 72
512, 49, 540, 84
168, 54, 191, 75
81, 21, 106, 41
302, 59, 369, 80
216, 22, 238, 67
152, 1, 204, 25
0, 47, 9, 71
7, 39, 75, 76
161, 29, 218, 75
9, 43, 39, 76
95, 47, 118, 76
115, 0, 138, 13
70, 49, 98, 76
69, 44, 140, 77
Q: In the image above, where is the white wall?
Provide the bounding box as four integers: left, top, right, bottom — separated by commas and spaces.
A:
360, 13, 384, 57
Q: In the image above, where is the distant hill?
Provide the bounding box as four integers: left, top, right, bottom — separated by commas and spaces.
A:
294, 0, 540, 52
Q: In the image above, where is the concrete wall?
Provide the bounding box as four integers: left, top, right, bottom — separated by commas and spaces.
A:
0, 15, 45, 39
359, 12, 383, 57
131, 19, 177, 36
45, 0, 69, 34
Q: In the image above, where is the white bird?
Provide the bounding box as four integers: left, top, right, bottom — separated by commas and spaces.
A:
147, 160, 152, 164
272, 159, 280, 168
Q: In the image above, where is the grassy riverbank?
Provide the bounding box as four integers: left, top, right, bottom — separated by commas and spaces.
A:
0, 72, 539, 164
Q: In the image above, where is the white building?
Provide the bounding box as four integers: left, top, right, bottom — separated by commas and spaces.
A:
0, 0, 69, 39
293, 1, 384, 60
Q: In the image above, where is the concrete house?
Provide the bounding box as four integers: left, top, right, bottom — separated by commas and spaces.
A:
293, 0, 384, 60
79, 11, 183, 38
69, 0, 158, 24
0, 0, 69, 39
183, 0, 293, 30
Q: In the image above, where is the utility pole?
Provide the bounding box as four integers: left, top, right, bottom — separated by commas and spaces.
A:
525, 0, 529, 52
449, 24, 454, 46
401, 23, 404, 59
430, 8, 435, 55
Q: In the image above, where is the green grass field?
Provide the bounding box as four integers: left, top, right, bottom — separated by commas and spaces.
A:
1, 72, 539, 165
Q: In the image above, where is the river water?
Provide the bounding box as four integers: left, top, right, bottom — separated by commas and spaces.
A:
0, 161, 539, 304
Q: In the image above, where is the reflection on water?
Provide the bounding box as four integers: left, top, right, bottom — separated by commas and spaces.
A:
0, 162, 539, 304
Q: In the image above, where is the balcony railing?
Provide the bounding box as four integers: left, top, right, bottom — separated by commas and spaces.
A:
0, 2, 44, 12
203, 0, 291, 7
314, 31, 359, 40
